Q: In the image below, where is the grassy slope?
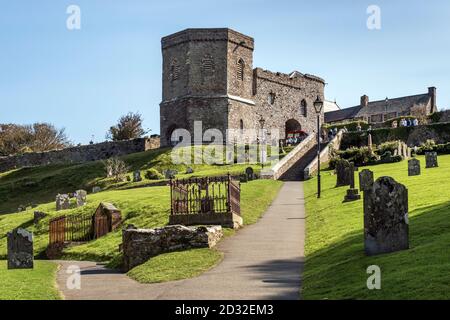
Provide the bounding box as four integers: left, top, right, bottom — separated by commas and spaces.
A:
0, 260, 60, 300
0, 146, 263, 214
303, 155, 450, 299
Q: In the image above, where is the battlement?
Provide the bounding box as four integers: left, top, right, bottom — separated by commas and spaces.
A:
161, 28, 254, 50
253, 68, 325, 89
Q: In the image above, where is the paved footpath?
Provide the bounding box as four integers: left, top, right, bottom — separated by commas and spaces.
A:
56, 181, 306, 300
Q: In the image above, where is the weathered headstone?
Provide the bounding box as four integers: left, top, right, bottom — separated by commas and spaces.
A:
344, 163, 361, 202
185, 167, 194, 174
33, 211, 47, 224
364, 177, 409, 256
92, 186, 101, 193
408, 158, 421, 176
425, 152, 438, 168
75, 190, 87, 207
402, 142, 408, 158
164, 169, 178, 179
133, 170, 142, 182
7, 228, 33, 269
56, 194, 70, 211
359, 169, 374, 192
245, 167, 254, 181
335, 159, 353, 187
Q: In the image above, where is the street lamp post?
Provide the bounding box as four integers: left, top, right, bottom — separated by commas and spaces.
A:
259, 117, 266, 169
313, 96, 324, 198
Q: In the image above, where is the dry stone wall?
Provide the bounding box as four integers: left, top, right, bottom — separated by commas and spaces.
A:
0, 137, 160, 173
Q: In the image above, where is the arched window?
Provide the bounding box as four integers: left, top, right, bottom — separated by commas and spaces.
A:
268, 92, 276, 105
169, 59, 180, 82
237, 58, 244, 81
300, 99, 307, 117
240, 119, 244, 131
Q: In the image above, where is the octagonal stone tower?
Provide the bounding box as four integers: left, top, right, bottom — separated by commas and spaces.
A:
160, 28, 255, 147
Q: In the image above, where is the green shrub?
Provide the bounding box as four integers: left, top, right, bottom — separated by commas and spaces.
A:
428, 112, 442, 123
416, 142, 450, 155
335, 146, 377, 167
323, 120, 369, 132
144, 169, 164, 180
376, 141, 399, 156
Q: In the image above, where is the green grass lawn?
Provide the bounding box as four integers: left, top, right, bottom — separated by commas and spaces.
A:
303, 154, 450, 299
0, 260, 60, 300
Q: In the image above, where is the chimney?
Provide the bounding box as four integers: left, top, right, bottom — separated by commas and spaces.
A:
428, 87, 437, 112
360, 95, 369, 107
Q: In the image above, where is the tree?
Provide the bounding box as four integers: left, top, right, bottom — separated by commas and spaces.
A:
107, 112, 148, 141
103, 157, 129, 182
0, 123, 70, 156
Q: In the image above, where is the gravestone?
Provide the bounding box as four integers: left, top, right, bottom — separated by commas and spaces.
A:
164, 169, 178, 179
364, 177, 409, 256
7, 228, 33, 269
56, 194, 70, 211
359, 169, 374, 192
92, 186, 101, 193
408, 158, 421, 176
133, 170, 142, 182
186, 167, 194, 174
75, 190, 87, 207
335, 159, 353, 187
344, 163, 361, 202
245, 167, 254, 181
33, 211, 46, 224
425, 152, 438, 168
402, 143, 408, 158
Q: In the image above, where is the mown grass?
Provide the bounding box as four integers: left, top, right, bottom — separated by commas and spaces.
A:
0, 260, 60, 300
303, 154, 450, 299
127, 248, 223, 283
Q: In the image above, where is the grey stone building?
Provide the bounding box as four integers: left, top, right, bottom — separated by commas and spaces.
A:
159, 28, 325, 146
325, 87, 438, 124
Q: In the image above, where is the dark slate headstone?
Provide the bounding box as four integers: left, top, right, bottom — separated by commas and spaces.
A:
33, 211, 47, 224
133, 170, 142, 182
7, 228, 33, 269
425, 152, 438, 168
359, 169, 374, 192
364, 177, 409, 256
408, 158, 421, 176
335, 159, 353, 187
245, 167, 254, 181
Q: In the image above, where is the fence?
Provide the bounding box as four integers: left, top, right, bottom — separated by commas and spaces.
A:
170, 175, 241, 216
49, 213, 108, 245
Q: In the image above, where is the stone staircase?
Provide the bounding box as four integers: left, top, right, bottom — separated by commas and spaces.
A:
279, 143, 327, 181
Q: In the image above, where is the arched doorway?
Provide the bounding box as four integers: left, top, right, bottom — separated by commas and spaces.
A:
166, 124, 179, 146
285, 119, 306, 145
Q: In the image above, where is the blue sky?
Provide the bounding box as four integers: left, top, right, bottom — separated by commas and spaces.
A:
1, 0, 449, 144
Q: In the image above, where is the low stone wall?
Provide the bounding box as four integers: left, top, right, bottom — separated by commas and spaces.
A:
303, 130, 344, 179
169, 212, 243, 229
261, 134, 316, 180
0, 136, 160, 173
122, 224, 223, 271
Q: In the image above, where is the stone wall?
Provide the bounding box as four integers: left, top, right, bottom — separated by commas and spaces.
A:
122, 224, 223, 271
304, 129, 344, 179
0, 136, 160, 173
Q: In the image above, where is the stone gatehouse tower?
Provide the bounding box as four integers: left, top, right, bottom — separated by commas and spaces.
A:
160, 28, 325, 147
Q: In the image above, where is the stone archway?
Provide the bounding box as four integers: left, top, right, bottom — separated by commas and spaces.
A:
166, 124, 178, 146
285, 119, 302, 138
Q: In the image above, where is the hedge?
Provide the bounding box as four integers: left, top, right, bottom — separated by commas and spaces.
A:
340, 122, 450, 149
